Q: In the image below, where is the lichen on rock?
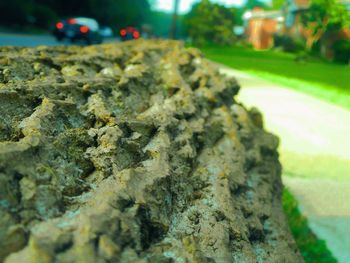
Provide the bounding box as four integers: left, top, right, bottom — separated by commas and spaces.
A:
0, 40, 302, 262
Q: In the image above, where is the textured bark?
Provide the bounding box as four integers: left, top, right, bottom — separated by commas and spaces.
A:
0, 40, 302, 263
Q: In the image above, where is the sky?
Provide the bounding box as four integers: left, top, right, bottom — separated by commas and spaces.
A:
153, 0, 268, 14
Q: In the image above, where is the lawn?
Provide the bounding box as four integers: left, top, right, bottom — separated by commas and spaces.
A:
202, 45, 350, 92
202, 45, 350, 109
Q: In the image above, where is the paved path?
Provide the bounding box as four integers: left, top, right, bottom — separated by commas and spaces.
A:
0, 33, 62, 47
219, 66, 350, 263
0, 32, 118, 47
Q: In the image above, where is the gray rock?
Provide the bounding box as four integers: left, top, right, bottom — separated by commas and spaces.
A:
0, 40, 302, 263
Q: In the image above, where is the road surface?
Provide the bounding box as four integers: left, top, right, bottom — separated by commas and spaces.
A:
0, 33, 61, 47
0, 32, 118, 47
219, 66, 350, 263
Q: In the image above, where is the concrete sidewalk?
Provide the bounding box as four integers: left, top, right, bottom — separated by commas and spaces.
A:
219, 65, 350, 263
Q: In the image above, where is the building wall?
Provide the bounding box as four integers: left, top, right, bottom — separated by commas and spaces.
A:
246, 17, 278, 49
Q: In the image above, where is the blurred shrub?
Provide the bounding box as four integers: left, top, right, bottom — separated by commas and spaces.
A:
310, 39, 322, 55
333, 39, 350, 64
185, 0, 236, 46
0, 0, 32, 26
274, 34, 306, 53
283, 189, 337, 263
235, 40, 254, 49
32, 5, 58, 29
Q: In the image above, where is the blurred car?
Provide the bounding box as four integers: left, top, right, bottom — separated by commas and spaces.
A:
119, 27, 140, 41
99, 26, 113, 38
53, 17, 103, 44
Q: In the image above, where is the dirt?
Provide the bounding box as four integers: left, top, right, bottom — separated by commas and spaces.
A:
0, 40, 302, 263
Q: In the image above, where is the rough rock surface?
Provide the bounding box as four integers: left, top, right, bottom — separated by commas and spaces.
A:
0, 40, 302, 262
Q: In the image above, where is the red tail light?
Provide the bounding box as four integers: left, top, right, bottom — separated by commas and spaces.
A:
133, 31, 140, 39
80, 26, 89, 33
68, 18, 77, 25
56, 22, 64, 29
120, 29, 127, 36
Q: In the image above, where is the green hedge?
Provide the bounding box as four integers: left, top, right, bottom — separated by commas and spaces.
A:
273, 34, 306, 53
283, 189, 337, 263
333, 39, 350, 64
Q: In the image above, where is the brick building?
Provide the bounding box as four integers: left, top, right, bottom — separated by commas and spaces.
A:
243, 7, 284, 49
244, 0, 350, 59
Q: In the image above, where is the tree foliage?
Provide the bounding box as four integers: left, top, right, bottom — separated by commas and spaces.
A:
245, 0, 267, 9
272, 0, 285, 9
148, 11, 186, 38
301, 0, 350, 48
0, 0, 151, 29
185, 0, 236, 46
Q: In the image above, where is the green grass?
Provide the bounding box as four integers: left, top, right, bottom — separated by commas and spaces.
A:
201, 45, 350, 109
283, 189, 337, 263
202, 45, 350, 92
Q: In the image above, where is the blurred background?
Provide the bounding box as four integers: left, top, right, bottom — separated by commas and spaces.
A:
1, 1, 350, 263
0, 0, 349, 64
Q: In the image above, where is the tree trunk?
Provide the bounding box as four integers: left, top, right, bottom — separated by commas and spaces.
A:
170, 0, 180, 39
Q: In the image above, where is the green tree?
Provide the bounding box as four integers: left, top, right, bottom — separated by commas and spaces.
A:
86, 0, 151, 28
185, 0, 236, 46
272, 0, 285, 9
0, 0, 34, 26
301, 0, 350, 49
0, 0, 151, 30
245, 0, 267, 9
